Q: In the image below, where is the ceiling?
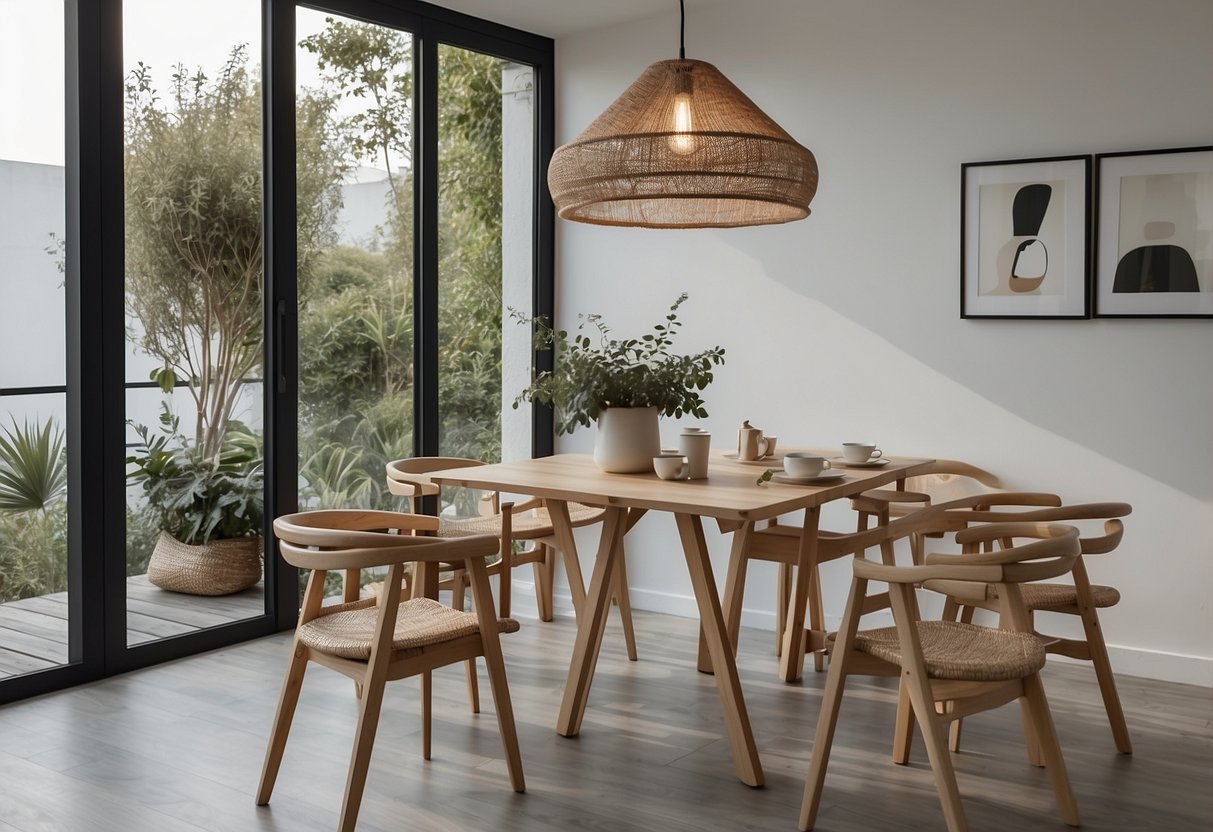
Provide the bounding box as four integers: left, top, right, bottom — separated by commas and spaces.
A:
429, 0, 723, 39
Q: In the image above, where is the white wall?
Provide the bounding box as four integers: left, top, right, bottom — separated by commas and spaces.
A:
541, 0, 1213, 686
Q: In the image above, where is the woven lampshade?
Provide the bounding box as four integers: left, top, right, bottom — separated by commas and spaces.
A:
548, 59, 818, 228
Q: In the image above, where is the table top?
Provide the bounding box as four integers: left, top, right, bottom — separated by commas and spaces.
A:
428, 451, 935, 522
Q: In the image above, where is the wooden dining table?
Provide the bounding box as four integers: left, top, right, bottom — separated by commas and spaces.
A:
428, 450, 934, 788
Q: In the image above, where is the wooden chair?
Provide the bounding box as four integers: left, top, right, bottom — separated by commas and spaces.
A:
385, 457, 637, 659
799, 517, 1082, 832
849, 459, 1008, 565
258, 510, 524, 832
773, 460, 1008, 660
930, 500, 1134, 756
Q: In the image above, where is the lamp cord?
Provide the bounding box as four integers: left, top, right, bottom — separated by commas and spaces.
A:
679, 0, 685, 59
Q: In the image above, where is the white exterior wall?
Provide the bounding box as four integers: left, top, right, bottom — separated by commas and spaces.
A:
544, 0, 1213, 686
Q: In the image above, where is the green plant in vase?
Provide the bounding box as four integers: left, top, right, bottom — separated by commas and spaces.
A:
126, 404, 264, 595
514, 293, 725, 473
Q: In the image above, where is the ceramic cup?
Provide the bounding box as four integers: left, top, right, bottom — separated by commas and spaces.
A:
784, 452, 829, 478
841, 443, 882, 464
678, 428, 711, 480
653, 453, 691, 481
758, 435, 777, 458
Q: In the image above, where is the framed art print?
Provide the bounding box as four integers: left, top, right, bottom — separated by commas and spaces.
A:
961, 155, 1091, 319
1095, 146, 1213, 318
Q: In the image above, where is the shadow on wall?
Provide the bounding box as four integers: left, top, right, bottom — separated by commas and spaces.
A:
713, 224, 1213, 502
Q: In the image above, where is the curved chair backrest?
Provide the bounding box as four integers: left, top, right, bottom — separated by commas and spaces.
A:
939, 501, 1130, 556
855, 521, 1081, 587
900, 459, 1002, 505
273, 509, 493, 572
385, 457, 487, 506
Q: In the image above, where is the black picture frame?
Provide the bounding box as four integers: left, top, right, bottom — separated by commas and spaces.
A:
1094, 146, 1213, 318
961, 155, 1091, 319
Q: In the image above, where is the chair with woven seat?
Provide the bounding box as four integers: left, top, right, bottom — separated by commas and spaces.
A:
258, 510, 524, 832
928, 500, 1134, 756
385, 457, 637, 659
771, 460, 1015, 661
799, 517, 1082, 832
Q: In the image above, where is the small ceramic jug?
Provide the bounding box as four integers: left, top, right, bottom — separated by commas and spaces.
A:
737, 420, 764, 461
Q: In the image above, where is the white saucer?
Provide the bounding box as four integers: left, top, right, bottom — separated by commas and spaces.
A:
723, 451, 781, 465
773, 470, 847, 485
829, 457, 890, 468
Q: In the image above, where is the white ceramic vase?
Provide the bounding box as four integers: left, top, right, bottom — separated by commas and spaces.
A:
593, 406, 661, 473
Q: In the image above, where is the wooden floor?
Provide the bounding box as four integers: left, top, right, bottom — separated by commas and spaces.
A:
0, 608, 1208, 831
0, 577, 264, 677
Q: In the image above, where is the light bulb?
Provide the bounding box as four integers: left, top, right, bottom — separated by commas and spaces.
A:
668, 91, 696, 155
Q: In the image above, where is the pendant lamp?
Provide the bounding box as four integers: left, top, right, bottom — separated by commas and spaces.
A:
548, 1, 818, 228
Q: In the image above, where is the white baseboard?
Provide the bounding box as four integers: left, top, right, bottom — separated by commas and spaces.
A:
513, 581, 1213, 688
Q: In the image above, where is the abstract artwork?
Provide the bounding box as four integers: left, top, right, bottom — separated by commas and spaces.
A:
962, 156, 1091, 318
1095, 146, 1213, 317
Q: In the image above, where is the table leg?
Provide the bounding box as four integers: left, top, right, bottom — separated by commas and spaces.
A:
779, 506, 821, 682
676, 512, 764, 788
556, 506, 627, 737
546, 500, 587, 615
697, 520, 753, 674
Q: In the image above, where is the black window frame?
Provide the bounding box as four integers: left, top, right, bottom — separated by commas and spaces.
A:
0, 0, 553, 704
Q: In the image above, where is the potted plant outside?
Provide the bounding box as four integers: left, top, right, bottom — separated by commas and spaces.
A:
515, 294, 725, 473
127, 405, 264, 595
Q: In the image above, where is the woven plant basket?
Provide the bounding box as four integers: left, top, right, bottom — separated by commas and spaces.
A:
147, 531, 262, 596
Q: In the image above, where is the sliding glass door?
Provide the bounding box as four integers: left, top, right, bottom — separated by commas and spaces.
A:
0, 0, 552, 703
0, 1, 72, 680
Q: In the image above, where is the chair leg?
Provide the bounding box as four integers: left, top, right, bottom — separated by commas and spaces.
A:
613, 541, 638, 662
892, 678, 914, 764
1080, 606, 1133, 754
452, 576, 480, 714
948, 716, 964, 753
775, 562, 791, 656
958, 605, 975, 625
1021, 673, 1081, 827
533, 544, 554, 622
256, 643, 309, 805
798, 648, 849, 830
1019, 696, 1044, 767
941, 596, 961, 622
421, 670, 433, 761
466, 556, 526, 793
889, 583, 968, 832
904, 670, 968, 832
809, 566, 826, 672
339, 670, 389, 832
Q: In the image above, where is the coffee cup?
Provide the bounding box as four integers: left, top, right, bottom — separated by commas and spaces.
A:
841, 443, 882, 464
678, 428, 711, 480
653, 453, 690, 481
784, 452, 829, 478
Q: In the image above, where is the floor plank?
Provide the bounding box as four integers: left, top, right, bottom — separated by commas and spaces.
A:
0, 609, 1208, 831
0, 578, 265, 671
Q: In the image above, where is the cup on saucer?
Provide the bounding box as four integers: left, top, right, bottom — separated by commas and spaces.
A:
841, 443, 882, 464
784, 452, 829, 478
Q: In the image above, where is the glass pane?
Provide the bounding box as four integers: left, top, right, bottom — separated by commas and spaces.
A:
123, 0, 266, 643
296, 9, 415, 531
437, 45, 535, 465
0, 2, 69, 679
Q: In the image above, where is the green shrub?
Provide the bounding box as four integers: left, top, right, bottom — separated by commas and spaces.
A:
0, 500, 68, 602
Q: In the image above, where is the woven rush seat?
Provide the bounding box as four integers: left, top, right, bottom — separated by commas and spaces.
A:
299, 597, 520, 660
992, 581, 1120, 610
438, 502, 605, 538
848, 620, 1046, 682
